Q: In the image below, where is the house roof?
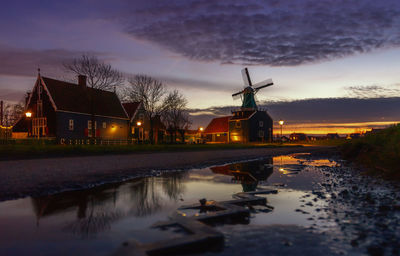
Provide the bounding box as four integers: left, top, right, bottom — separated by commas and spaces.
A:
204, 116, 231, 134
41, 76, 128, 119
122, 102, 141, 119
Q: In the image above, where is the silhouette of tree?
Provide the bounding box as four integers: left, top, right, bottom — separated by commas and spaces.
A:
123, 75, 168, 144
162, 90, 191, 143
63, 54, 124, 91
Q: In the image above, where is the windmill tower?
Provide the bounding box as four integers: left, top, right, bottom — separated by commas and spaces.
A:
232, 68, 273, 110
229, 68, 274, 143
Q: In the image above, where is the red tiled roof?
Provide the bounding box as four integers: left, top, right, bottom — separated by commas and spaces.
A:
122, 102, 141, 119
42, 77, 128, 119
204, 116, 231, 134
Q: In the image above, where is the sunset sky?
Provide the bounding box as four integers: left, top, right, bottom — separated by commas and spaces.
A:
1, 0, 400, 134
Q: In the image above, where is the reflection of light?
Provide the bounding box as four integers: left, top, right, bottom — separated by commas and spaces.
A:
136, 121, 142, 126
279, 120, 284, 125
25, 112, 32, 118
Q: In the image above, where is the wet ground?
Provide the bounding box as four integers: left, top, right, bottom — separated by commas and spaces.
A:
0, 153, 399, 256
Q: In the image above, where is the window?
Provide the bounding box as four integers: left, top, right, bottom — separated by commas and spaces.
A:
94, 121, 97, 129
259, 130, 264, 137
88, 120, 92, 129
102, 122, 106, 129
69, 119, 74, 131
259, 121, 264, 127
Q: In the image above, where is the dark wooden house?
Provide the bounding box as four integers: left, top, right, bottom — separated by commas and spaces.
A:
123, 102, 166, 143
229, 109, 273, 143
13, 73, 129, 142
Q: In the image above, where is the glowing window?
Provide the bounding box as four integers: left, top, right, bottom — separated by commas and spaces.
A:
69, 119, 74, 131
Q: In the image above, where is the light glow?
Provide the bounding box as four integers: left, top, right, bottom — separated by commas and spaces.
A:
25, 112, 32, 118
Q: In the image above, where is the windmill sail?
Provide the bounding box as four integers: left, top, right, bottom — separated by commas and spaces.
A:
241, 68, 252, 86
253, 78, 273, 89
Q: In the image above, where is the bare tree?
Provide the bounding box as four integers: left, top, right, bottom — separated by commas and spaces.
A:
162, 90, 191, 143
123, 75, 167, 144
64, 54, 124, 91
3, 101, 24, 126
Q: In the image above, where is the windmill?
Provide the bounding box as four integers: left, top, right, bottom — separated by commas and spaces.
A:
232, 68, 273, 110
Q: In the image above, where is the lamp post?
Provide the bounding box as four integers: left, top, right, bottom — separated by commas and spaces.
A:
25, 112, 32, 137
136, 121, 142, 144
279, 120, 284, 141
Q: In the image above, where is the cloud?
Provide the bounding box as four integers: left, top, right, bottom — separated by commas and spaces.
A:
0, 45, 104, 77
345, 85, 400, 98
119, 0, 400, 66
189, 97, 400, 127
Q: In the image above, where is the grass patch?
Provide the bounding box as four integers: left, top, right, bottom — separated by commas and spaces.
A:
0, 143, 299, 161
340, 124, 400, 178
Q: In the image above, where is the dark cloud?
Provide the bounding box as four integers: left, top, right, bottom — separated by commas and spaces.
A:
158, 76, 232, 92
189, 97, 400, 127
120, 0, 400, 66
0, 45, 101, 77
345, 85, 400, 98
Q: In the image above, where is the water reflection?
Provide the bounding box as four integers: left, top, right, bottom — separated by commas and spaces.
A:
0, 154, 337, 256
211, 159, 273, 192
30, 172, 188, 237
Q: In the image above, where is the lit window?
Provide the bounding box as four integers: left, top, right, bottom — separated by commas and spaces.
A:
102, 122, 106, 129
88, 120, 92, 129
259, 121, 264, 127
259, 130, 264, 137
236, 121, 241, 128
94, 121, 97, 129
69, 119, 74, 131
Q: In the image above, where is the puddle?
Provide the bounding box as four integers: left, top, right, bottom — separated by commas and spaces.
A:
0, 154, 338, 256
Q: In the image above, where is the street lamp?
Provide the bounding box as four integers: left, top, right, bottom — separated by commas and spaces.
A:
25, 112, 32, 118
136, 121, 142, 126
199, 127, 204, 132
279, 120, 284, 141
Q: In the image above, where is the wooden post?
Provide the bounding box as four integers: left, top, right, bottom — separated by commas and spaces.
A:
0, 100, 3, 126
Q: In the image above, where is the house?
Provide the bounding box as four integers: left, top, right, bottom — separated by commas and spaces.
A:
184, 129, 205, 144
12, 73, 129, 143
289, 133, 308, 141
326, 133, 340, 140
229, 109, 273, 143
123, 102, 166, 143
204, 116, 230, 143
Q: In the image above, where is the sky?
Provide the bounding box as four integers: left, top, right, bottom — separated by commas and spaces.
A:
1, 0, 400, 134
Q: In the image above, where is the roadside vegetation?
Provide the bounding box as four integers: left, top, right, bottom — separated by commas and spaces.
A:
340, 124, 400, 178
0, 142, 299, 161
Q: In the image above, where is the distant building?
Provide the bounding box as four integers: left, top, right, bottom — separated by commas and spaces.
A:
204, 116, 230, 143
122, 102, 166, 143
13, 73, 129, 142
289, 133, 308, 141
326, 133, 340, 140
229, 109, 273, 143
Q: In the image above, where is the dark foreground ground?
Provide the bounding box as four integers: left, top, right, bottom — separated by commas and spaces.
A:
0, 146, 334, 202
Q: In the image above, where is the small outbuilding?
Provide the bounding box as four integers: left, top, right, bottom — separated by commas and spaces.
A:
204, 116, 230, 143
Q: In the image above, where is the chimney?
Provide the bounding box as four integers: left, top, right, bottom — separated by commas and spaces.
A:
78, 75, 87, 87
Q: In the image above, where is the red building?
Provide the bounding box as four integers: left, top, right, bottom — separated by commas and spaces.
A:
204, 116, 230, 143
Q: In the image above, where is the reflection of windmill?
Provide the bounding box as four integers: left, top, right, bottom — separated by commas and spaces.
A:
232, 68, 273, 110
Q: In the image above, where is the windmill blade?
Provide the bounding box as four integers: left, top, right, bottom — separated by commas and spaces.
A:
232, 93, 242, 100
232, 90, 244, 98
253, 78, 273, 89
241, 68, 252, 86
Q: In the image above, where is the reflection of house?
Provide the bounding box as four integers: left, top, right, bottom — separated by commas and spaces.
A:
204, 116, 230, 143
13, 73, 129, 142
211, 159, 273, 192
229, 109, 273, 143
122, 102, 166, 143
289, 133, 308, 141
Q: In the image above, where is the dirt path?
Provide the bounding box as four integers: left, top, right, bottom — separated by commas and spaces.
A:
0, 146, 335, 201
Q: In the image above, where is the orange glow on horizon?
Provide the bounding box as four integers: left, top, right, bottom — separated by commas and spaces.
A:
273, 120, 399, 135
